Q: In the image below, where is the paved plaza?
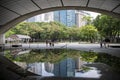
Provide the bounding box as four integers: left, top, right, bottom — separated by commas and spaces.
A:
5, 42, 120, 58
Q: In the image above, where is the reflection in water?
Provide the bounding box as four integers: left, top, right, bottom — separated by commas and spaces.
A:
75, 67, 101, 78
28, 63, 42, 75
44, 62, 54, 73
53, 58, 75, 77
14, 57, 101, 78
4, 49, 120, 78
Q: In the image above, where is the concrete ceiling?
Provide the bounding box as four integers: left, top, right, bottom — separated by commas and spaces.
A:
0, 0, 120, 34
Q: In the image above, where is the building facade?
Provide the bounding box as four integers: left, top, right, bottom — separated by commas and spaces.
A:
26, 12, 54, 22
26, 10, 89, 27
53, 58, 75, 77
54, 10, 76, 27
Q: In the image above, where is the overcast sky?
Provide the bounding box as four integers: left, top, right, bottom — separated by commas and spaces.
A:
85, 11, 100, 19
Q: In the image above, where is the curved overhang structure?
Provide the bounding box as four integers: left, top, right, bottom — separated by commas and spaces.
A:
0, 0, 120, 34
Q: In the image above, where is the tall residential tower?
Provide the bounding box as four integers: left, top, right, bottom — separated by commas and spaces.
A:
54, 10, 76, 27
26, 10, 89, 27
26, 12, 54, 22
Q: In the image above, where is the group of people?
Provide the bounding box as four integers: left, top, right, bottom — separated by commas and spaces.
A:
100, 38, 110, 48
45, 39, 55, 47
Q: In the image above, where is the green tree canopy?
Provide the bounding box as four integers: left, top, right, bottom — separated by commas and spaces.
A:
93, 15, 120, 42
80, 25, 98, 42
6, 21, 99, 42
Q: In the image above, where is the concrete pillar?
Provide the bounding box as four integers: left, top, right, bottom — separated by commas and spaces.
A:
0, 34, 5, 44
0, 34, 5, 50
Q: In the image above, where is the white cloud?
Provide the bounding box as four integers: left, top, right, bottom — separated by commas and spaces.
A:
84, 11, 100, 19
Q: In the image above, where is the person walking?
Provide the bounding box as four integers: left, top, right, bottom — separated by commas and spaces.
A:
51, 39, 55, 47
100, 40, 103, 48
49, 40, 52, 47
105, 38, 110, 48
103, 39, 107, 48
45, 39, 49, 47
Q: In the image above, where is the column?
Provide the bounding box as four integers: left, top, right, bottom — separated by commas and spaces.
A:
0, 34, 5, 44
0, 34, 5, 50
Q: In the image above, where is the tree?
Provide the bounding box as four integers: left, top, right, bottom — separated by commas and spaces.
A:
6, 21, 99, 42
80, 25, 98, 42
82, 15, 93, 25
93, 15, 120, 42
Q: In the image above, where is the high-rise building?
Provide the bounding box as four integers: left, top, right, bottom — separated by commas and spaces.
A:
54, 10, 90, 27
28, 63, 42, 75
75, 10, 90, 27
67, 10, 76, 27
26, 12, 54, 22
53, 58, 75, 77
44, 62, 54, 73
26, 10, 89, 27
54, 10, 76, 27
26, 17, 36, 22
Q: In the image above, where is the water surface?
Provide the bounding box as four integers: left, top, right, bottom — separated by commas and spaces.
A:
4, 49, 120, 79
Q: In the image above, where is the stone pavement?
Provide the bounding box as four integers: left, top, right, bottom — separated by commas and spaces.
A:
67, 43, 120, 58
5, 43, 120, 58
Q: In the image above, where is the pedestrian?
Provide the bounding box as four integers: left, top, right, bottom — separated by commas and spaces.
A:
103, 40, 107, 48
49, 40, 52, 47
100, 40, 103, 48
45, 39, 48, 47
105, 38, 110, 48
51, 39, 55, 47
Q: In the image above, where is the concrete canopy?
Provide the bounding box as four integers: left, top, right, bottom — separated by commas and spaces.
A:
0, 0, 120, 34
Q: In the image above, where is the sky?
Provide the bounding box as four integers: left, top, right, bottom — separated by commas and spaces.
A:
85, 11, 100, 19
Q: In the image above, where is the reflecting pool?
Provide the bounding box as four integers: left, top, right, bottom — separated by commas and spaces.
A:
4, 49, 120, 79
